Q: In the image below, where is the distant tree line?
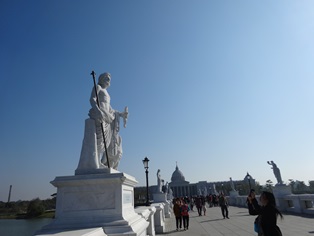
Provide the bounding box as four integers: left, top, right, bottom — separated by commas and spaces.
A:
0, 197, 56, 219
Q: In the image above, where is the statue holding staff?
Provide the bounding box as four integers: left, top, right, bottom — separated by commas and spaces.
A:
76, 72, 128, 173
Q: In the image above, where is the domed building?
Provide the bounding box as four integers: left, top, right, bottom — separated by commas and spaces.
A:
171, 164, 187, 183
169, 164, 197, 197
134, 163, 257, 202
168, 164, 256, 197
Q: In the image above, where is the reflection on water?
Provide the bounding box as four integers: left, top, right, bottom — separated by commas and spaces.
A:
0, 218, 53, 236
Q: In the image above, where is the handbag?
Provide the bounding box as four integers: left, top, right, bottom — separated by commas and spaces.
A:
254, 216, 260, 233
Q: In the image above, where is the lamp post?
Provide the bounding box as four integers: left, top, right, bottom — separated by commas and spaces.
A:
221, 183, 224, 194
142, 157, 150, 206
246, 172, 252, 191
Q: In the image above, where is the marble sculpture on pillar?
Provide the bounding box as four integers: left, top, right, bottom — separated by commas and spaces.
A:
157, 169, 162, 193
76, 72, 128, 173
267, 160, 283, 185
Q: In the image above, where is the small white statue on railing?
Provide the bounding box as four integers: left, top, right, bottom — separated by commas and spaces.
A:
157, 169, 162, 193
230, 177, 236, 191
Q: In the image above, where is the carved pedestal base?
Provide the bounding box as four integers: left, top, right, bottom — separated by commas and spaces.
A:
152, 193, 167, 203
229, 190, 239, 197
272, 184, 292, 211
272, 184, 292, 196
36, 171, 148, 236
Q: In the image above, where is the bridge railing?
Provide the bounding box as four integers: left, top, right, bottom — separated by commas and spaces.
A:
227, 194, 314, 215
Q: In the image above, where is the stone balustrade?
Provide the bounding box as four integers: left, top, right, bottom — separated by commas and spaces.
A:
227, 194, 314, 216
135, 202, 167, 235
279, 194, 314, 215
135, 206, 156, 236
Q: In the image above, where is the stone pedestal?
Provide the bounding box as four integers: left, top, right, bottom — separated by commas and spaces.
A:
272, 184, 292, 211
152, 204, 165, 234
152, 193, 167, 203
163, 201, 171, 218
135, 206, 156, 236
167, 193, 173, 201
36, 169, 148, 236
272, 184, 292, 196
228, 190, 240, 205
152, 193, 169, 218
229, 190, 239, 197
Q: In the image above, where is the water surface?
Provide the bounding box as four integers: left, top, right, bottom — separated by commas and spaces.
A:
0, 218, 52, 236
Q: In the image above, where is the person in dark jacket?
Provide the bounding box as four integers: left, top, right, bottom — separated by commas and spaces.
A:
173, 198, 182, 231
195, 196, 202, 216
218, 192, 229, 219
247, 191, 283, 236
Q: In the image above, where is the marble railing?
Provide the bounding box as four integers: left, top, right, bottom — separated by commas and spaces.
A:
135, 201, 171, 236
227, 194, 314, 215
278, 194, 314, 215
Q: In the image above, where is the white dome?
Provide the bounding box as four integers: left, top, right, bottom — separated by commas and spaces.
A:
171, 164, 186, 182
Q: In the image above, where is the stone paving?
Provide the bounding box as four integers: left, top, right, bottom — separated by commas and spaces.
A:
161, 206, 314, 236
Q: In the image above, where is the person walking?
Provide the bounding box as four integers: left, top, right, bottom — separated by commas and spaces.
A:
247, 191, 283, 236
181, 200, 190, 230
190, 197, 194, 211
202, 202, 207, 216
218, 192, 229, 219
173, 198, 182, 231
195, 196, 202, 216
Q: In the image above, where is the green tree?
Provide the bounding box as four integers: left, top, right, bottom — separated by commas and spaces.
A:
26, 198, 45, 218
42, 198, 56, 210
309, 181, 314, 193
263, 179, 273, 192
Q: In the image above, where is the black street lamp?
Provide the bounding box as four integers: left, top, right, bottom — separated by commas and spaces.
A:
246, 172, 252, 191
142, 157, 150, 206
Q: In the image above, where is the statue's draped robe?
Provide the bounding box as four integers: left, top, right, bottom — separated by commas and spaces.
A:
76, 84, 123, 173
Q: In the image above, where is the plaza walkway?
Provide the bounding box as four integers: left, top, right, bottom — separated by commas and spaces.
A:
161, 206, 314, 236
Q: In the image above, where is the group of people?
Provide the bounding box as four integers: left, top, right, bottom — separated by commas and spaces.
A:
172, 192, 229, 222
193, 193, 229, 218
190, 194, 227, 208
173, 198, 190, 231
193, 195, 207, 216
172, 190, 283, 236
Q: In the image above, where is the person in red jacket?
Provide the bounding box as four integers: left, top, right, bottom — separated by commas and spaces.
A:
181, 200, 190, 230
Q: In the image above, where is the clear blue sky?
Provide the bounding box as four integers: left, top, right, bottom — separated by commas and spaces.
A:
1, 1, 314, 201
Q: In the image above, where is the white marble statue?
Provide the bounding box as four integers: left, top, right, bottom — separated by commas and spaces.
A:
164, 182, 169, 194
267, 161, 283, 185
168, 187, 173, 200
213, 184, 218, 195
230, 177, 235, 191
76, 72, 128, 173
157, 169, 162, 193
203, 187, 207, 196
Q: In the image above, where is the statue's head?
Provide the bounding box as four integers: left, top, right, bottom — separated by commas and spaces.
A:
98, 72, 111, 87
